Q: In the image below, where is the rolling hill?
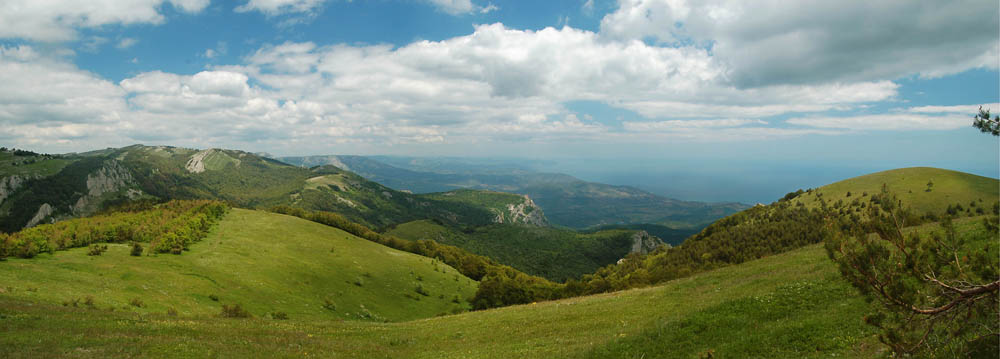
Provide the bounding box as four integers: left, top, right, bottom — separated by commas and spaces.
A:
0, 208, 478, 322
0, 242, 880, 358
279, 154, 749, 232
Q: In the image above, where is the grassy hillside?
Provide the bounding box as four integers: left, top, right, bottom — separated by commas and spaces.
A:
0, 243, 881, 358
791, 167, 999, 215
0, 150, 73, 178
387, 220, 642, 282
0, 208, 477, 322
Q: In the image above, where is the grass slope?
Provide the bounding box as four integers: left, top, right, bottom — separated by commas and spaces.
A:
792, 167, 999, 215
0, 209, 477, 322
387, 219, 636, 282
0, 243, 878, 358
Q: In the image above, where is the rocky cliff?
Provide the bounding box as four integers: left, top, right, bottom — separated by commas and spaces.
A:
72, 160, 141, 215
628, 230, 667, 255
494, 195, 549, 227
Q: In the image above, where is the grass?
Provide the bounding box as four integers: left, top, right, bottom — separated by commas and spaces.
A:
0, 151, 74, 178
0, 209, 477, 322
304, 173, 352, 191
0, 242, 883, 358
792, 167, 999, 215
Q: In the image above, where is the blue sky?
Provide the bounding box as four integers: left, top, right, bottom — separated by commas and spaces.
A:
0, 0, 997, 202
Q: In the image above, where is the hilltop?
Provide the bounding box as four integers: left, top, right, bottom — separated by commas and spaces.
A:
788, 167, 999, 216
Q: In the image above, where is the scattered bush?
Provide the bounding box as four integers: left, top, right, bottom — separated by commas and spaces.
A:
415, 284, 430, 296
269, 311, 288, 320
208, 294, 219, 302
220, 304, 251, 318
87, 244, 108, 256
130, 242, 143, 256
166, 307, 178, 316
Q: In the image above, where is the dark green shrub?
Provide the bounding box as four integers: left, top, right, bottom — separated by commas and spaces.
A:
130, 242, 143, 256
208, 294, 219, 301
87, 244, 108, 256
270, 311, 288, 320
220, 304, 251, 318
415, 284, 429, 296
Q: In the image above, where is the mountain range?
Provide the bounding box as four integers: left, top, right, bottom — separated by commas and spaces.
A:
279, 155, 748, 234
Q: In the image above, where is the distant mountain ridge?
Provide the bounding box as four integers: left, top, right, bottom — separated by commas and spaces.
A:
0, 145, 546, 232
279, 155, 749, 230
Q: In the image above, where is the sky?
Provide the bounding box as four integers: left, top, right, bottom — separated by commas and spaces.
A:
0, 0, 998, 202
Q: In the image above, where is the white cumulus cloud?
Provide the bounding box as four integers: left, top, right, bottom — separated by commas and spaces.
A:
0, 0, 209, 42
600, 0, 999, 87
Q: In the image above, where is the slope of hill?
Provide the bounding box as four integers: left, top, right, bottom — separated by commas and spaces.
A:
387, 219, 657, 282
0, 243, 879, 358
279, 155, 749, 231
0, 145, 548, 232
789, 167, 999, 216
0, 208, 477, 322
565, 167, 999, 297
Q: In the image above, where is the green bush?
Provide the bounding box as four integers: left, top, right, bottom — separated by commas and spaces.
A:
220, 304, 251, 318
87, 244, 108, 256
130, 242, 143, 256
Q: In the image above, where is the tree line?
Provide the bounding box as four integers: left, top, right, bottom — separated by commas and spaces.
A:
0, 200, 228, 258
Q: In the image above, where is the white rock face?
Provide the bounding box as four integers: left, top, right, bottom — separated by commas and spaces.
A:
629, 231, 666, 255
0, 174, 29, 206
72, 160, 139, 215
185, 149, 214, 173
26, 203, 53, 228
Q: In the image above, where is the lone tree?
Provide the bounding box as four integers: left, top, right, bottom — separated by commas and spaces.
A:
973, 106, 999, 136
825, 187, 999, 357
